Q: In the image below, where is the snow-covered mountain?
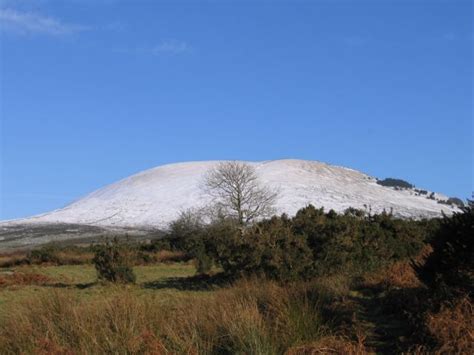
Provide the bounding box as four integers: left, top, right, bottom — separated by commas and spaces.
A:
2, 160, 459, 228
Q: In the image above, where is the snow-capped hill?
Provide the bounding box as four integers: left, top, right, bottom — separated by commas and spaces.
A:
2, 159, 459, 228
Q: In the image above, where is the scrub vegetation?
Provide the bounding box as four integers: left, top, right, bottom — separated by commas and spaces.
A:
0, 202, 471, 354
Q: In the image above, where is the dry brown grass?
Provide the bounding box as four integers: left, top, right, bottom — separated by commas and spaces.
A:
156, 250, 189, 262
361, 243, 473, 354
424, 296, 474, 354
0, 278, 362, 354
0, 249, 93, 267
0, 290, 164, 354
0, 271, 53, 287
362, 260, 422, 290
0, 248, 188, 269
405, 296, 474, 354
361, 246, 433, 291
54, 251, 95, 265
138, 250, 191, 264
0, 251, 29, 268
286, 334, 369, 355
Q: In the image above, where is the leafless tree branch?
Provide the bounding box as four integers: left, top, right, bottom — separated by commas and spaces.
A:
203, 161, 278, 225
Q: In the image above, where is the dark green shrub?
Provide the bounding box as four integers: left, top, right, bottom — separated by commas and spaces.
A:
291, 205, 427, 276
135, 250, 154, 264
27, 246, 60, 264
92, 238, 136, 283
194, 249, 214, 274
203, 216, 314, 281
377, 178, 414, 189
166, 204, 433, 281
165, 209, 218, 274
415, 201, 473, 297
447, 197, 464, 208
140, 238, 172, 252
169, 209, 206, 248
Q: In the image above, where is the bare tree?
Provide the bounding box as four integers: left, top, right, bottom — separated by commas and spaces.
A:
203, 161, 278, 225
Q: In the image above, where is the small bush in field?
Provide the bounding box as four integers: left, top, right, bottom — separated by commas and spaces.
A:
27, 246, 60, 264
167, 209, 219, 274
93, 238, 136, 283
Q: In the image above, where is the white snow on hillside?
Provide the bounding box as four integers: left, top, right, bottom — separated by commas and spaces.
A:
1, 159, 458, 228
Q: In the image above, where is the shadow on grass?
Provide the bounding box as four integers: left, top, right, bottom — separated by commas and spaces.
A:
43, 282, 97, 289
143, 273, 231, 291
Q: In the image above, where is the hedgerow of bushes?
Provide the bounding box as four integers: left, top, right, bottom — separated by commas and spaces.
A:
157, 204, 436, 281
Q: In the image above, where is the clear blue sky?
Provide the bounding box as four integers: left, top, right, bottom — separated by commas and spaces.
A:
0, 0, 472, 220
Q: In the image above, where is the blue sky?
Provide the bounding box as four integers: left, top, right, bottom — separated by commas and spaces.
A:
0, 0, 472, 220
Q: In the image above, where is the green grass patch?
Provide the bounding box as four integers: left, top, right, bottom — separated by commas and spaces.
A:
0, 262, 205, 319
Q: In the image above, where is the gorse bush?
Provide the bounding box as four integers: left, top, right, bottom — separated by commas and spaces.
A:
167, 214, 314, 280
167, 204, 435, 280
210, 216, 314, 281
289, 205, 428, 275
93, 238, 136, 283
415, 200, 473, 298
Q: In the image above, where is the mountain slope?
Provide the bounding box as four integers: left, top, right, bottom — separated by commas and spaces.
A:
2, 160, 458, 228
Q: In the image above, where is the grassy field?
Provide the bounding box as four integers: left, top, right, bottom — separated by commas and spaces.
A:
0, 260, 372, 354
0, 262, 209, 318
0, 250, 471, 354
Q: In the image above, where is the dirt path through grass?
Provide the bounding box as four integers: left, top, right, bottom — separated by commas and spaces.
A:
351, 288, 413, 354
